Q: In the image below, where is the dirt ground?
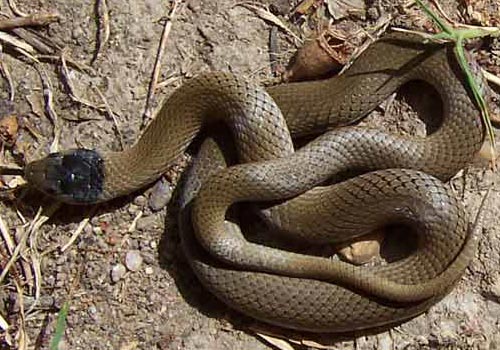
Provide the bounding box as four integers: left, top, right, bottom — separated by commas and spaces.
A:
1, 0, 500, 349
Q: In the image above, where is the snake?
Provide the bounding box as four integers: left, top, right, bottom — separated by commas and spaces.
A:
24, 32, 484, 332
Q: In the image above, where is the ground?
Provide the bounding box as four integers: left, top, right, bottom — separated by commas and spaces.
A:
0, 0, 500, 349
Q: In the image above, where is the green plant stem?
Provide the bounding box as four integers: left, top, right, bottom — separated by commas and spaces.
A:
415, 0, 497, 168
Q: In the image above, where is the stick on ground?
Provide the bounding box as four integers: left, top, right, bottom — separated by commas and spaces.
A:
0, 12, 60, 30
142, 0, 184, 125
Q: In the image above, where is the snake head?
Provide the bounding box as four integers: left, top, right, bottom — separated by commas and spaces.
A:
24, 149, 105, 204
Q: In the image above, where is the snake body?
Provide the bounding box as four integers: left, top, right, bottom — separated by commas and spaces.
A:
25, 33, 484, 332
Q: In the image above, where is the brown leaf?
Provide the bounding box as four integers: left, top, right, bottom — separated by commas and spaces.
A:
284, 29, 355, 82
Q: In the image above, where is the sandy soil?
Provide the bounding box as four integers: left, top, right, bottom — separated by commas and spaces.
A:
1, 0, 500, 349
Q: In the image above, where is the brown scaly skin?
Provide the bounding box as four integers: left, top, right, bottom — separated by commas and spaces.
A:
25, 32, 484, 332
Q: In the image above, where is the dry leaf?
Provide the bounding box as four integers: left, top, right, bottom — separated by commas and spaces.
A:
285, 29, 355, 82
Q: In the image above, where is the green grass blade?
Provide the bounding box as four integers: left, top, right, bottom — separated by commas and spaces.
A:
50, 301, 69, 350
414, 0, 496, 168
453, 42, 497, 166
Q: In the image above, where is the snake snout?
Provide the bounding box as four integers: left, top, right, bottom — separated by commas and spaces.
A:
24, 149, 105, 204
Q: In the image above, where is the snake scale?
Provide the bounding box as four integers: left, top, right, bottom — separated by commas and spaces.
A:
25, 32, 484, 332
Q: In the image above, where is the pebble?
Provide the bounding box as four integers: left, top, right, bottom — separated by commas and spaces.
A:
133, 195, 148, 207
136, 215, 158, 231
125, 250, 143, 271
148, 178, 173, 211
111, 264, 126, 282
88, 305, 97, 315
145, 266, 154, 275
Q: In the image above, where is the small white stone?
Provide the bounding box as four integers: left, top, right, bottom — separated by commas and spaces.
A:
111, 264, 126, 282
145, 266, 154, 275
125, 250, 143, 271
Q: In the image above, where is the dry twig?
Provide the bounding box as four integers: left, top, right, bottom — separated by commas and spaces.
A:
143, 0, 184, 123
0, 31, 35, 55
38, 54, 95, 74
237, 3, 302, 43
0, 214, 15, 254
93, 0, 111, 63
128, 210, 143, 232
93, 86, 124, 149
0, 12, 60, 30
0, 44, 14, 101
60, 50, 107, 118
61, 211, 94, 252
34, 65, 60, 152
11, 28, 56, 55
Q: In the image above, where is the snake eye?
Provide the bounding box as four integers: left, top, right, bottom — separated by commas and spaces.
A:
25, 149, 105, 204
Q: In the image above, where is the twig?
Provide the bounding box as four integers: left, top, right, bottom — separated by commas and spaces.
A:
0, 213, 15, 254
0, 12, 60, 30
427, 0, 455, 26
61, 209, 95, 252
0, 44, 14, 101
470, 188, 491, 239
155, 75, 181, 89
0, 218, 31, 285
237, 3, 302, 43
482, 68, 500, 87
93, 86, 124, 149
142, 0, 184, 124
127, 210, 143, 232
26, 253, 41, 314
60, 50, 107, 118
34, 65, 60, 153
38, 54, 95, 74
0, 312, 8, 331
0, 10, 60, 53
60, 218, 89, 252
0, 31, 35, 54
256, 333, 294, 350
13, 279, 27, 350
11, 28, 56, 54
0, 205, 54, 290
269, 26, 281, 76
92, 0, 110, 63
